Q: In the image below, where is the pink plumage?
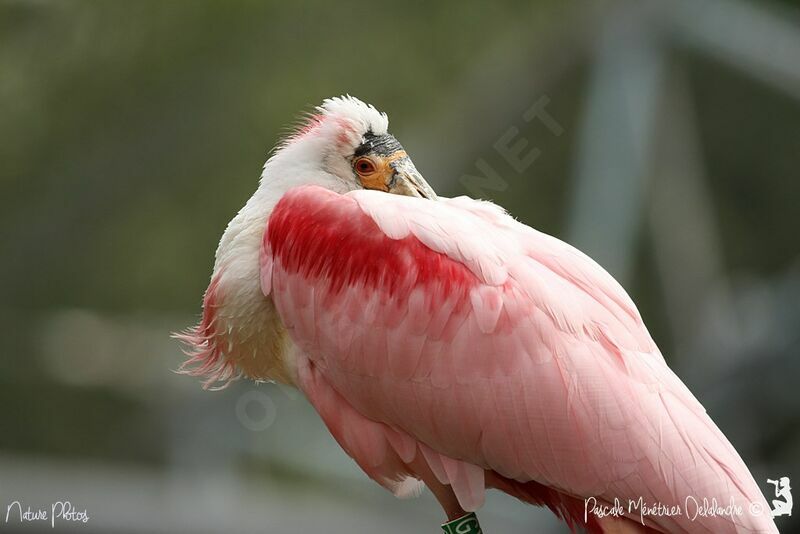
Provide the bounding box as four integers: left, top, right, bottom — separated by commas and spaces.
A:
174, 271, 240, 388
261, 184, 776, 533
178, 96, 778, 533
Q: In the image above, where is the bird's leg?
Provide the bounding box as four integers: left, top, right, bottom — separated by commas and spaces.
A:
408, 454, 463, 520
408, 454, 483, 533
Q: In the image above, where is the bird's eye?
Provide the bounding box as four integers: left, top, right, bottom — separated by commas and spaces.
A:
354, 157, 377, 176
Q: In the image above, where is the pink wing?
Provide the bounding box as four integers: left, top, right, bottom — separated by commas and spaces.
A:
262, 185, 776, 533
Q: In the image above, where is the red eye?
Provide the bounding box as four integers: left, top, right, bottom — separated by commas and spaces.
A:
354, 157, 377, 176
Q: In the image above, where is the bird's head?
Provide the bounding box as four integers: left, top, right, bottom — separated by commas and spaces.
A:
261, 95, 436, 200
179, 96, 436, 388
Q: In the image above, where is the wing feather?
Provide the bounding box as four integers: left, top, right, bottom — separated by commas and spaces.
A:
264, 185, 776, 533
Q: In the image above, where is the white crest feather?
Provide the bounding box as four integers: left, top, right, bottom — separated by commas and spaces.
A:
317, 95, 389, 136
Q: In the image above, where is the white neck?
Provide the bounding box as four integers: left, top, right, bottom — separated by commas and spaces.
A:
208, 148, 354, 384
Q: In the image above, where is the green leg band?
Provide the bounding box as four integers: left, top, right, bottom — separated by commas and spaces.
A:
441, 512, 483, 533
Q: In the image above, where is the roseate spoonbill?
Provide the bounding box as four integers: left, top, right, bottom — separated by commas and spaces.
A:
176, 96, 778, 533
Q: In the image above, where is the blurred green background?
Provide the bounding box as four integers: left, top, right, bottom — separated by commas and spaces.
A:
2, 0, 799, 532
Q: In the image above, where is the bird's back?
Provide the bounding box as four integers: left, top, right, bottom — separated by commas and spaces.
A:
264, 186, 777, 533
